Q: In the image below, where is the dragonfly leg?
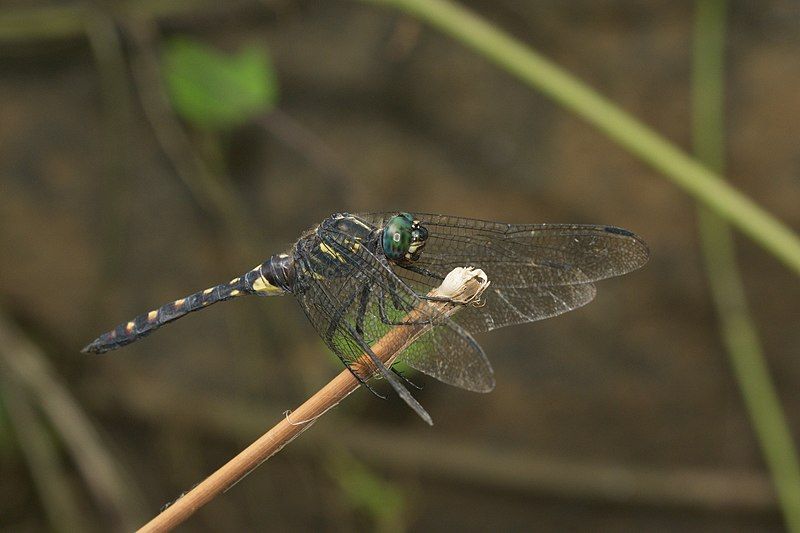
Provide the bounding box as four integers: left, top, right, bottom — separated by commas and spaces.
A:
355, 284, 370, 337
321, 293, 386, 399
344, 362, 386, 400
377, 254, 413, 312
377, 287, 402, 325
387, 260, 457, 304
345, 324, 432, 425
386, 276, 410, 312
324, 332, 386, 399
376, 286, 433, 327
418, 294, 457, 303
325, 289, 358, 341
396, 263, 445, 281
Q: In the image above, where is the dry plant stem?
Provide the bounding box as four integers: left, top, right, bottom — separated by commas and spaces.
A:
138, 276, 482, 532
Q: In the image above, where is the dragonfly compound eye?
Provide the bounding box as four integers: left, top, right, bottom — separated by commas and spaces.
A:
383, 214, 414, 260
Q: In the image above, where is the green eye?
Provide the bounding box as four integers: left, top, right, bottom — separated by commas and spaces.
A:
382, 213, 428, 261
383, 215, 413, 260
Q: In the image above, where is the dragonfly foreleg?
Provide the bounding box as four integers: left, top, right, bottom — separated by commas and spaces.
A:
417, 294, 460, 304
376, 286, 434, 327
396, 263, 445, 281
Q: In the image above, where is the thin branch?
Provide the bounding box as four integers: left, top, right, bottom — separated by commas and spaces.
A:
258, 109, 354, 188
0, 378, 92, 533
137, 268, 489, 532
83, 6, 137, 310
357, 0, 800, 276
124, 18, 256, 247
692, 1, 800, 530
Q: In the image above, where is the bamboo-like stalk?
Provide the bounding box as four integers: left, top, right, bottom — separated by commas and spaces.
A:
137, 269, 488, 532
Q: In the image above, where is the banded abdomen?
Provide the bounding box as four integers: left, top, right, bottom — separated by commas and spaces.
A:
82, 254, 295, 354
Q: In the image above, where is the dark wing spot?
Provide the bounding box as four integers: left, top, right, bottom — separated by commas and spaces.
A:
604, 226, 635, 237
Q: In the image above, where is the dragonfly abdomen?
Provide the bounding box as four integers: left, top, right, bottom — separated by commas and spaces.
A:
82, 254, 295, 354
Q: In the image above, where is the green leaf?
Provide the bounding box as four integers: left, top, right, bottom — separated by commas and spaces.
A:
162, 37, 278, 130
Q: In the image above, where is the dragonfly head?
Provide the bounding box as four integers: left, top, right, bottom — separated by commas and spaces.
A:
382, 213, 428, 263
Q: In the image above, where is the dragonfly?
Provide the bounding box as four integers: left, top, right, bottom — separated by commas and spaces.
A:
83, 212, 649, 424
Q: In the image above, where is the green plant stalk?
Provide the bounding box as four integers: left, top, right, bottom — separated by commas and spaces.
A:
358, 0, 800, 276
692, 0, 800, 529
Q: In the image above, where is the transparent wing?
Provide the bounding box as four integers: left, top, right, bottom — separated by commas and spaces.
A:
294, 228, 494, 392
358, 213, 648, 332
457, 283, 597, 333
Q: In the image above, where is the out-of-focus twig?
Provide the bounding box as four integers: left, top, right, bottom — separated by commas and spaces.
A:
124, 18, 258, 253
0, 313, 143, 531
84, 7, 136, 310
692, 1, 800, 530
0, 378, 91, 533
259, 109, 354, 188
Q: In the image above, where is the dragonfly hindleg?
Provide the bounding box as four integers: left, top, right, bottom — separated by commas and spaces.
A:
345, 324, 432, 425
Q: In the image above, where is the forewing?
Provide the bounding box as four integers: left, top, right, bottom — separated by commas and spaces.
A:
302, 228, 494, 392
359, 213, 648, 332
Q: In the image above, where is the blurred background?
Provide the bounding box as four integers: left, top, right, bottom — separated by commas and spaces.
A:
1, 0, 799, 531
